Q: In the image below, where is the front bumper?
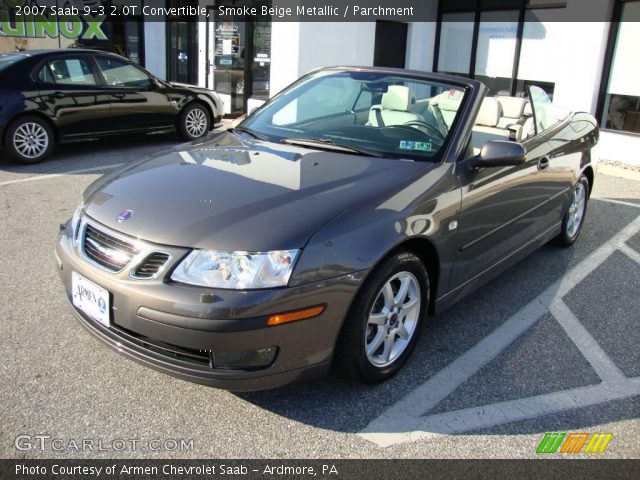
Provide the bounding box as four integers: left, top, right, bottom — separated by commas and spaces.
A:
56, 217, 366, 391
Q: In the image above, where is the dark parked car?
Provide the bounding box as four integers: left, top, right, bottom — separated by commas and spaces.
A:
0, 49, 223, 164
55, 67, 598, 391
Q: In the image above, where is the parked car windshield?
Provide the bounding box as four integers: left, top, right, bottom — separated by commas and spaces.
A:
0, 53, 24, 71
241, 70, 468, 161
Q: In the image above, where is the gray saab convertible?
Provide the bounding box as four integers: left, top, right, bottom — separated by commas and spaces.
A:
56, 67, 598, 391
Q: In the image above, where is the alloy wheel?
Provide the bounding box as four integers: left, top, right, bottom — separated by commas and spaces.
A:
566, 182, 586, 238
365, 271, 421, 368
13, 122, 49, 159
185, 108, 208, 137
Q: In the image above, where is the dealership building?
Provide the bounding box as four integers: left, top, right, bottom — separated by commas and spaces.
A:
1, 0, 639, 163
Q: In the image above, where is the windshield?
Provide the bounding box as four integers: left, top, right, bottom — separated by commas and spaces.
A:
0, 53, 24, 71
241, 70, 468, 161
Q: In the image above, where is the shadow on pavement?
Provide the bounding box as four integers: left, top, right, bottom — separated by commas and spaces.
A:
237, 199, 640, 438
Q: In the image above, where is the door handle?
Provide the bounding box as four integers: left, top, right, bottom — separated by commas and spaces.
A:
53, 91, 65, 99
111, 93, 126, 99
537, 156, 550, 171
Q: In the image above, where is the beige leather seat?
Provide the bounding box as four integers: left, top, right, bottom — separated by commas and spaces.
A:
429, 89, 465, 130
470, 97, 511, 154
368, 85, 424, 127
496, 96, 528, 129
496, 96, 531, 141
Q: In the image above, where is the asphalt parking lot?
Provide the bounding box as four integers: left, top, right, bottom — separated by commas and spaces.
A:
1, 134, 639, 459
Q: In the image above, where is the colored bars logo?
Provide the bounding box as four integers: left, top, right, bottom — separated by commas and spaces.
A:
537, 432, 613, 454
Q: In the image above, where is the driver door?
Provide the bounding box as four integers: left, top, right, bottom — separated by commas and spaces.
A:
93, 56, 177, 131
450, 93, 559, 290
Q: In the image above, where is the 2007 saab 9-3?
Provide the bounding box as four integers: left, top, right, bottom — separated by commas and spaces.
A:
56, 67, 598, 391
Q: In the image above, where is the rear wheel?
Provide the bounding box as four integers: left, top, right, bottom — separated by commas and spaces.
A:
4, 116, 54, 164
553, 175, 590, 247
335, 251, 429, 383
178, 103, 211, 140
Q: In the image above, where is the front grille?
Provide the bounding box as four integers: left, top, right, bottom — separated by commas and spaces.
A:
83, 224, 139, 272
113, 324, 212, 368
133, 252, 170, 279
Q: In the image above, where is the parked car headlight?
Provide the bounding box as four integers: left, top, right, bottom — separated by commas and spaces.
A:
171, 249, 299, 289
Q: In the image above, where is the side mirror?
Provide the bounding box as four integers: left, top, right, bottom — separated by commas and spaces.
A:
469, 140, 526, 168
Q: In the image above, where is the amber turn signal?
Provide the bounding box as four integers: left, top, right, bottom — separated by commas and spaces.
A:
267, 305, 325, 326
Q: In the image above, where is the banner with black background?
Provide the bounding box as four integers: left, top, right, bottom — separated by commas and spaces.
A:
1, 0, 640, 23
2, 459, 640, 479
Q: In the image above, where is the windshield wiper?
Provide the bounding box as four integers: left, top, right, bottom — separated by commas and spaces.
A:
282, 138, 384, 158
229, 126, 270, 141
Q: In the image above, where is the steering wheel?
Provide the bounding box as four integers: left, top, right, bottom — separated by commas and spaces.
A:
403, 120, 446, 141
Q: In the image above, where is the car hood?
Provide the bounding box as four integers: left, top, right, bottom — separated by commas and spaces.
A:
83, 132, 430, 251
168, 81, 214, 95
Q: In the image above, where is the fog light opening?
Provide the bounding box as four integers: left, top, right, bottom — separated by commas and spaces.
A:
211, 347, 278, 370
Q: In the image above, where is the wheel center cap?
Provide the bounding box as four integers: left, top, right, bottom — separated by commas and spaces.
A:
389, 313, 398, 327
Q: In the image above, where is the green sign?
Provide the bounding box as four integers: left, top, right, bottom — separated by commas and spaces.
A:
0, 7, 107, 40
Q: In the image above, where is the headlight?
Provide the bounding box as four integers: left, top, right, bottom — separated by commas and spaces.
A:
171, 249, 299, 289
71, 200, 84, 245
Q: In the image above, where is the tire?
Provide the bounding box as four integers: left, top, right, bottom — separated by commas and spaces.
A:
334, 251, 429, 383
178, 103, 211, 140
552, 175, 590, 247
4, 115, 54, 164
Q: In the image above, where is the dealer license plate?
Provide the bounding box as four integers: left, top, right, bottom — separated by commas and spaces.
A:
72, 272, 110, 327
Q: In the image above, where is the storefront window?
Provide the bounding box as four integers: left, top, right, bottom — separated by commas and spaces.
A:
602, 1, 640, 133
78, 1, 144, 65
167, 1, 197, 84
213, 10, 247, 114
167, 21, 196, 83
437, 12, 474, 76
515, 9, 562, 98
475, 10, 519, 95
208, 1, 272, 115
435, 2, 561, 98
251, 20, 271, 100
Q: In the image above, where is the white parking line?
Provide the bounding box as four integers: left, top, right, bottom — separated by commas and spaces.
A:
0, 163, 124, 187
596, 198, 640, 209
550, 299, 626, 382
359, 214, 640, 447
619, 244, 640, 264
386, 377, 640, 440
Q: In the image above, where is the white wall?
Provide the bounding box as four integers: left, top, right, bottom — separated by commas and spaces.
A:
271, 21, 438, 98
549, 22, 610, 114
143, 21, 166, 79
599, 131, 640, 166
268, 22, 302, 96
297, 22, 376, 76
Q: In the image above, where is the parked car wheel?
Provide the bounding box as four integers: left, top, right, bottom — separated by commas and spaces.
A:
178, 103, 211, 140
335, 251, 429, 383
4, 116, 54, 164
553, 175, 590, 247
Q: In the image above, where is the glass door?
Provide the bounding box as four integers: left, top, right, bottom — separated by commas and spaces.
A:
209, 7, 248, 116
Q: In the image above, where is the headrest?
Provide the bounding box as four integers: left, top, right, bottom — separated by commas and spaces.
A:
476, 97, 502, 127
381, 86, 415, 112
497, 96, 528, 119
524, 102, 533, 116
433, 89, 464, 112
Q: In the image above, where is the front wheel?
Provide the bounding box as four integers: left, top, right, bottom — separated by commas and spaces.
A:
553, 175, 590, 247
178, 103, 211, 140
4, 116, 54, 164
334, 251, 429, 383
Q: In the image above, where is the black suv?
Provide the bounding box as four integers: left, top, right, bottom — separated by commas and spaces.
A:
0, 49, 223, 164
